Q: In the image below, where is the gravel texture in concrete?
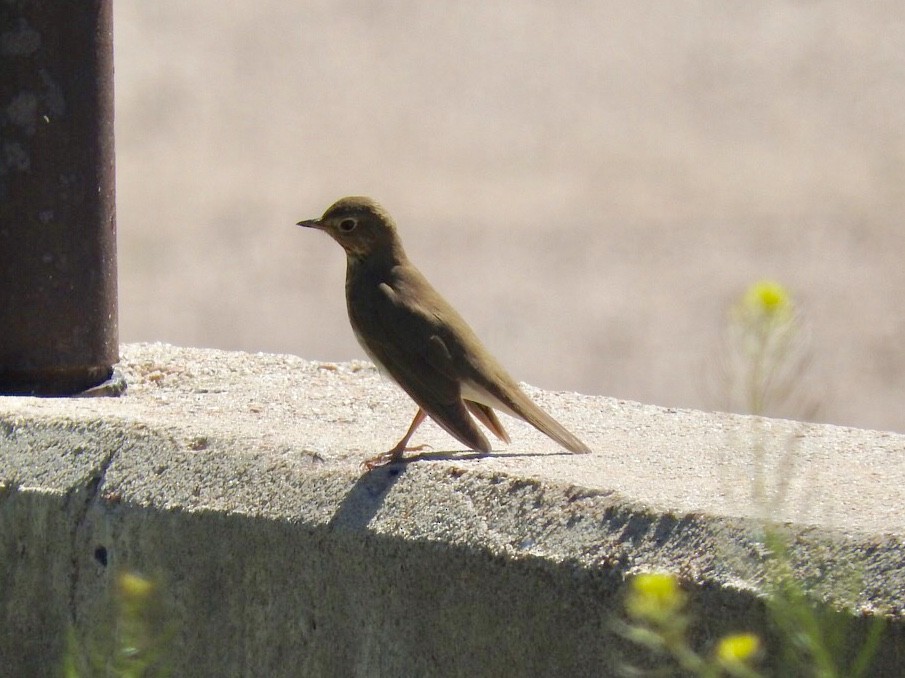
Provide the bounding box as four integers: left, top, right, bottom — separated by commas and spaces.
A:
1, 343, 903, 676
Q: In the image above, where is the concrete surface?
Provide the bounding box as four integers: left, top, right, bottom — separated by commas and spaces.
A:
1, 343, 903, 676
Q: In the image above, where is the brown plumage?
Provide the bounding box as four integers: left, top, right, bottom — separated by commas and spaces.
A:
298, 196, 591, 468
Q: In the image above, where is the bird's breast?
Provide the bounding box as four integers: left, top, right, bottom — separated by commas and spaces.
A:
345, 269, 396, 379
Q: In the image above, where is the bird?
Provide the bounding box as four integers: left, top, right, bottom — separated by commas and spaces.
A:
297, 196, 591, 469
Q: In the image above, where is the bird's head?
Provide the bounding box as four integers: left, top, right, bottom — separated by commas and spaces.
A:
297, 196, 401, 260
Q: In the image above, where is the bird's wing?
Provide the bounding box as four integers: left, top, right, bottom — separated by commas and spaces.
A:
391, 271, 592, 455
350, 276, 492, 453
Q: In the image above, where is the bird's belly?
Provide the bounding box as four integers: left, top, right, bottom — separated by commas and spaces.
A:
351, 325, 395, 380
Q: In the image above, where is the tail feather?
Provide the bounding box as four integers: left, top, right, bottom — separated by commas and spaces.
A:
510, 392, 592, 454
461, 377, 592, 454
465, 401, 511, 443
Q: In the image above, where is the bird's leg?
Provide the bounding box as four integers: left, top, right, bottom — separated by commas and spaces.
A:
362, 408, 431, 470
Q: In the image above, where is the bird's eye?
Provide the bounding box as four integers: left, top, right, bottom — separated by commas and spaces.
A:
338, 218, 357, 232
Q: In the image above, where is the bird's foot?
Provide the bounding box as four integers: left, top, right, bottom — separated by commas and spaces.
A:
361, 443, 433, 471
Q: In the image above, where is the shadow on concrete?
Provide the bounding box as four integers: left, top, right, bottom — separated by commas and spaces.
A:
327, 461, 408, 531
327, 447, 573, 531
403, 449, 575, 463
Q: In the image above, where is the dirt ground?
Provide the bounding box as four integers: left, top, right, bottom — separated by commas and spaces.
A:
112, 2, 905, 433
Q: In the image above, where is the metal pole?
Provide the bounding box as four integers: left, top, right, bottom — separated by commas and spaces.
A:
0, 0, 118, 395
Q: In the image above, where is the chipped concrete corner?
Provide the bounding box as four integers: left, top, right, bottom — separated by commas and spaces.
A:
1, 343, 903, 676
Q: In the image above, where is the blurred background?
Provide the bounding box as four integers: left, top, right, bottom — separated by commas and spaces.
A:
113, 2, 905, 433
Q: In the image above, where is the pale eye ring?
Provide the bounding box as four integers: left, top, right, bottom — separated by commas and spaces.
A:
338, 218, 357, 232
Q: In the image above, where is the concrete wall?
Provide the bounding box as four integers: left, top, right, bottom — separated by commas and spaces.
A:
1, 344, 903, 676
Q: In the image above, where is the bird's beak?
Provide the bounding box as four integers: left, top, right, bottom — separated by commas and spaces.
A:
296, 218, 323, 230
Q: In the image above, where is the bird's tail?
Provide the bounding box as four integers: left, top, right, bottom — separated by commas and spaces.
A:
462, 376, 592, 454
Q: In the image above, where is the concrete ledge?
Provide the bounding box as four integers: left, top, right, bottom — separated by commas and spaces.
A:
1, 343, 903, 675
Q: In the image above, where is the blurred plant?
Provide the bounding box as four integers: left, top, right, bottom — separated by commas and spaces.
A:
618, 280, 884, 676
715, 633, 762, 674
759, 532, 884, 678
618, 572, 762, 677
712, 280, 817, 420
63, 570, 173, 678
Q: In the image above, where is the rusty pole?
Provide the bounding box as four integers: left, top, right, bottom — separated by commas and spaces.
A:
0, 0, 118, 395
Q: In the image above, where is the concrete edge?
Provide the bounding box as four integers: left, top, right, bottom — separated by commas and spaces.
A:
1, 346, 904, 675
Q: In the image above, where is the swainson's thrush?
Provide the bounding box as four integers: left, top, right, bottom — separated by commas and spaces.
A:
298, 196, 591, 468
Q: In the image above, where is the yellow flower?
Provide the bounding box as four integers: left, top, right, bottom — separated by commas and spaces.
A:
716, 632, 761, 665
626, 573, 685, 622
117, 571, 154, 606
741, 280, 794, 323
